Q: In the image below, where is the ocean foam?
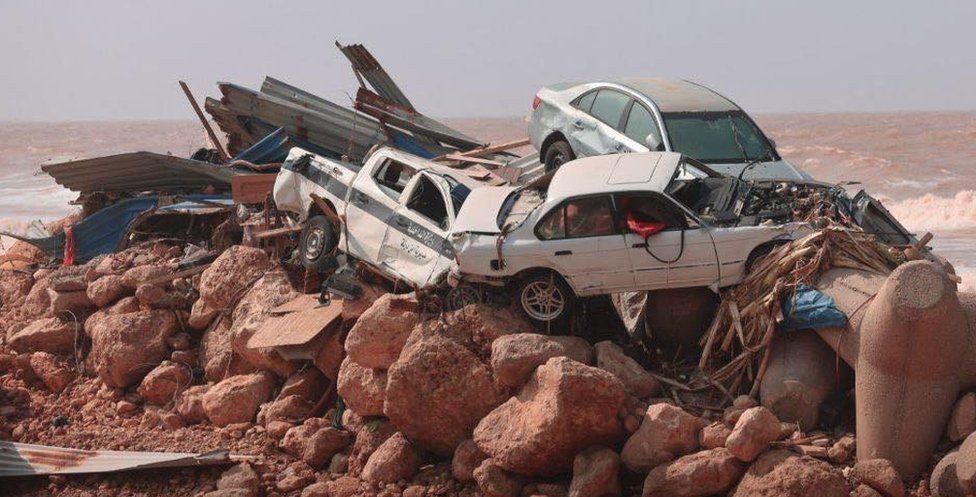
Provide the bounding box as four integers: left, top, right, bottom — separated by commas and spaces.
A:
885, 190, 976, 231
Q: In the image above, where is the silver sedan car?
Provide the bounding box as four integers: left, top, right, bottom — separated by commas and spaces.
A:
527, 78, 809, 180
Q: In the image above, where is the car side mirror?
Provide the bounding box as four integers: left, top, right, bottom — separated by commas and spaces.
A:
645, 134, 663, 151
768, 138, 777, 150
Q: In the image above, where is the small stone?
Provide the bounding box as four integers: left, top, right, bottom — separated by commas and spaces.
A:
949, 393, 976, 442
568, 446, 620, 497
216, 463, 260, 497
642, 448, 746, 497
851, 459, 905, 497
726, 406, 781, 462
474, 460, 523, 497
621, 403, 704, 472
699, 422, 732, 450
302, 427, 353, 469
362, 432, 421, 485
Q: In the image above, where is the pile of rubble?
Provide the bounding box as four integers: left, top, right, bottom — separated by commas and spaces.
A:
0, 220, 971, 497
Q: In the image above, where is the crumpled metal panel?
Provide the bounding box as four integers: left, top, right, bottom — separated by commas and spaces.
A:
0, 441, 238, 476
355, 88, 483, 150
40, 152, 240, 193
336, 42, 415, 112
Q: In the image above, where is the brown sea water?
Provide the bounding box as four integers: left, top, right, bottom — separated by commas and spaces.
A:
1, 113, 974, 286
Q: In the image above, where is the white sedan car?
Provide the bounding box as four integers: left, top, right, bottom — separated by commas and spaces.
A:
450, 152, 809, 328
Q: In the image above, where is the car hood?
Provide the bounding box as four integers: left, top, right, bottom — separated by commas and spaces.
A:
454, 186, 518, 234
704, 159, 811, 181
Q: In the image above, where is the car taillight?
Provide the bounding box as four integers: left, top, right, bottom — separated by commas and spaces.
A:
532, 95, 541, 110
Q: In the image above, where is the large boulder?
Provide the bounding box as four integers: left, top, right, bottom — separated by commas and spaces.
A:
348, 418, 397, 476
731, 450, 849, 497
440, 304, 536, 356
303, 427, 354, 469
280, 368, 327, 402
176, 385, 210, 424
622, 403, 705, 472
7, 317, 78, 354
491, 333, 594, 388
137, 360, 192, 406
361, 432, 421, 485
726, 407, 781, 462
851, 459, 905, 497
229, 269, 300, 377
199, 316, 256, 382
202, 372, 277, 427
474, 357, 626, 476
198, 246, 270, 311
313, 327, 345, 381
385, 328, 507, 456
120, 264, 170, 290
569, 446, 621, 497
642, 448, 747, 497
22, 278, 53, 318
47, 289, 95, 315
86, 274, 128, 307
594, 341, 660, 399
336, 357, 387, 416
344, 293, 419, 369
87, 310, 178, 387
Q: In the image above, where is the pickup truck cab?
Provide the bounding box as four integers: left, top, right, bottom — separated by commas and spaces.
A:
273, 146, 485, 288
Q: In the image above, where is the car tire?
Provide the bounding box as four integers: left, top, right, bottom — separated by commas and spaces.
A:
298, 215, 338, 272
515, 272, 576, 332
543, 140, 576, 172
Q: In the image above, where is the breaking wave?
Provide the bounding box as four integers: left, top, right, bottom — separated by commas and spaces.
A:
884, 190, 976, 232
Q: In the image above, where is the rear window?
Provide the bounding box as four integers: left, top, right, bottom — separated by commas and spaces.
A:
589, 90, 630, 129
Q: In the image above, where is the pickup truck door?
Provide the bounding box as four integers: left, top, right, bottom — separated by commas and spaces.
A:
376, 172, 456, 287
344, 157, 415, 263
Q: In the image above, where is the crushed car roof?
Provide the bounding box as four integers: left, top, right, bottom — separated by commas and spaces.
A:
546, 152, 683, 200
614, 78, 739, 113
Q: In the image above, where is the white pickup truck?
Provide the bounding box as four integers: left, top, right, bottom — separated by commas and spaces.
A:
273, 146, 487, 288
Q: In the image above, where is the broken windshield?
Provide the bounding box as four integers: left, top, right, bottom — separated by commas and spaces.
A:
662, 111, 773, 163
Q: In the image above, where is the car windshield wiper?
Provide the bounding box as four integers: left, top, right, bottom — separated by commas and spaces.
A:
736, 147, 776, 181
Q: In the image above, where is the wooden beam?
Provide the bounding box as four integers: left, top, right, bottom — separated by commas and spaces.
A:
179, 81, 229, 162
433, 138, 530, 161
438, 154, 506, 168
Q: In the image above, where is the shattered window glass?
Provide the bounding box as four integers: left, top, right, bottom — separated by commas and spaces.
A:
589, 90, 630, 129
373, 159, 416, 201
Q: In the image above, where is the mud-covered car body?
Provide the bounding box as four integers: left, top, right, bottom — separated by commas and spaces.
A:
528, 78, 809, 180
273, 146, 486, 288
450, 152, 810, 304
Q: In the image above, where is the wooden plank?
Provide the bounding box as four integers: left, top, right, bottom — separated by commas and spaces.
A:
179, 81, 228, 161
247, 299, 344, 348
254, 225, 303, 240
438, 154, 506, 168
433, 138, 530, 161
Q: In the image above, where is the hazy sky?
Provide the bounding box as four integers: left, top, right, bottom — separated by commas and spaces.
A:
1, 1, 975, 121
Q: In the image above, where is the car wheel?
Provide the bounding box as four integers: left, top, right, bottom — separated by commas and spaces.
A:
515, 272, 576, 331
298, 215, 338, 272
543, 140, 576, 172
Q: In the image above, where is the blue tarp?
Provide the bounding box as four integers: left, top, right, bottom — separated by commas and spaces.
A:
1, 195, 233, 264
780, 284, 848, 332
232, 128, 340, 164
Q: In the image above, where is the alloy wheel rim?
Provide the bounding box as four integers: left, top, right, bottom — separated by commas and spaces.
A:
521, 280, 565, 321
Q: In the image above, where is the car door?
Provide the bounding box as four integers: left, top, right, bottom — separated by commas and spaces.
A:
615, 192, 719, 290
345, 157, 415, 263
534, 195, 633, 295
569, 89, 632, 157
376, 172, 455, 287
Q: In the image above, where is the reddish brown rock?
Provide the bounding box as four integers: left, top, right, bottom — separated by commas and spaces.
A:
229, 269, 300, 377
189, 298, 218, 329
851, 459, 905, 497
344, 293, 419, 369
474, 357, 626, 476
949, 393, 976, 443
642, 448, 746, 497
280, 367, 327, 402
930, 451, 967, 497
175, 385, 209, 424
348, 417, 396, 475
135, 283, 166, 306
216, 462, 260, 497
87, 309, 178, 387
386, 330, 507, 456
120, 264, 170, 290
202, 372, 277, 427
453, 439, 489, 482
86, 275, 127, 307
699, 422, 732, 449
569, 446, 621, 497
594, 341, 660, 399
303, 427, 354, 469
362, 432, 421, 485
313, 327, 345, 380
474, 459, 524, 497
730, 450, 848, 497
280, 419, 327, 457
48, 289, 95, 315
320, 476, 362, 497
490, 333, 594, 388
137, 360, 191, 405
260, 395, 313, 424
621, 403, 705, 472
48, 267, 89, 292
337, 357, 387, 416
726, 407, 781, 462
29, 352, 74, 393
199, 316, 256, 382
22, 277, 53, 318
852, 484, 883, 497
7, 317, 77, 354
198, 246, 270, 310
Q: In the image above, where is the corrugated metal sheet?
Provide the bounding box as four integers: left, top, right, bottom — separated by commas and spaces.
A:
355, 88, 484, 150
336, 42, 416, 112
41, 152, 240, 193
0, 441, 241, 476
